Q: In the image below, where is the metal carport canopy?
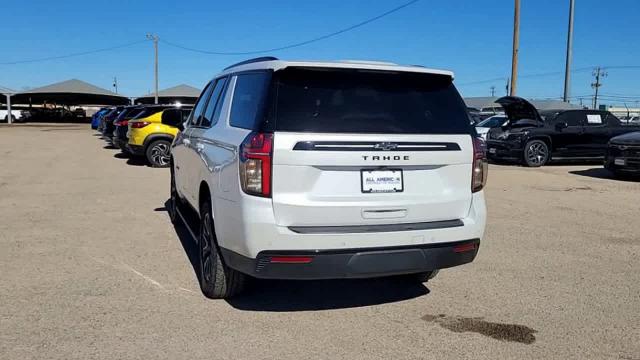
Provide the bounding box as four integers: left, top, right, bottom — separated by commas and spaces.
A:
135, 84, 200, 105
11, 79, 130, 105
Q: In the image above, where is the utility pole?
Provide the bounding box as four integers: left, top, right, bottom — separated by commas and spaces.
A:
113, 77, 118, 94
591, 66, 607, 109
563, 0, 575, 102
490, 86, 496, 97
146, 34, 159, 104
509, 0, 520, 96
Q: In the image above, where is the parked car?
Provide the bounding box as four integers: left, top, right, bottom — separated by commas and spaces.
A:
486, 96, 640, 167
475, 114, 508, 140
90, 108, 110, 129
100, 106, 126, 142
169, 57, 487, 298
605, 132, 640, 177
127, 106, 192, 167
0, 108, 26, 123
112, 106, 146, 151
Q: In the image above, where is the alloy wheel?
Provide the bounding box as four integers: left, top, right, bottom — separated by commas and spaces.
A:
200, 213, 214, 284
526, 142, 548, 166
150, 143, 170, 166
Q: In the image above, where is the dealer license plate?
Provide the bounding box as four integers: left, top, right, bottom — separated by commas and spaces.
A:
361, 169, 403, 193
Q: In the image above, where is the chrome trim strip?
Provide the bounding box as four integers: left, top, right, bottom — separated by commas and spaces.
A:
288, 219, 464, 234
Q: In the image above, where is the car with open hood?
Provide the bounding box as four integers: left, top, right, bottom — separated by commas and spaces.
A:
486, 96, 640, 167
605, 131, 640, 177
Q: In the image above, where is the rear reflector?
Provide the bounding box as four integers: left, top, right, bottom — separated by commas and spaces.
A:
453, 243, 477, 253
269, 256, 313, 264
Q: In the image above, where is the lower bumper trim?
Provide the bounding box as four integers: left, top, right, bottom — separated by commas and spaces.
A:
221, 239, 480, 280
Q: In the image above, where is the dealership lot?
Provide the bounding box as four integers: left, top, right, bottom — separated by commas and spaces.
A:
1, 124, 638, 359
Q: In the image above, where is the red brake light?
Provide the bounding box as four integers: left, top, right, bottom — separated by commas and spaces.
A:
269, 256, 313, 264
131, 121, 150, 129
239, 132, 273, 197
472, 137, 488, 193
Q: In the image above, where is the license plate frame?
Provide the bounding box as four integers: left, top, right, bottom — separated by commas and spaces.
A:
361, 169, 404, 193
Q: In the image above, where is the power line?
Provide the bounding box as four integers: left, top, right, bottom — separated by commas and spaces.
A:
160, 0, 421, 56
0, 40, 148, 65
457, 66, 636, 87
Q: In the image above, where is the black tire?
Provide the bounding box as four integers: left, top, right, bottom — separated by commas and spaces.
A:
198, 200, 246, 299
523, 139, 550, 167
145, 139, 171, 168
168, 165, 178, 224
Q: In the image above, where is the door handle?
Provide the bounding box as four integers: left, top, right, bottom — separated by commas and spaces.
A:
183, 138, 191, 146
196, 143, 205, 152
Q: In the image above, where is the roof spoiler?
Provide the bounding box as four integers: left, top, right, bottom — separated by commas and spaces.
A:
224, 57, 279, 70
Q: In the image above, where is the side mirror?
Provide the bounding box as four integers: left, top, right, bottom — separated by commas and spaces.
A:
161, 109, 184, 130
555, 122, 568, 131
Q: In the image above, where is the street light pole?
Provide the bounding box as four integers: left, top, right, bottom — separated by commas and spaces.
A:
146, 34, 159, 104
563, 0, 575, 103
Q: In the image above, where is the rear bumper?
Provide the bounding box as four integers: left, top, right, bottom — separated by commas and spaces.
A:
221, 239, 479, 280
112, 137, 128, 151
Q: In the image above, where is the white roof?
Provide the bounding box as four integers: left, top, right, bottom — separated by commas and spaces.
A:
218, 59, 454, 78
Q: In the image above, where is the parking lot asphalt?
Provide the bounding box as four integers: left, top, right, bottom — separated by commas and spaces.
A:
1, 123, 638, 360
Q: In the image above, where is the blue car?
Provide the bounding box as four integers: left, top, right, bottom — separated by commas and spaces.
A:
91, 108, 110, 130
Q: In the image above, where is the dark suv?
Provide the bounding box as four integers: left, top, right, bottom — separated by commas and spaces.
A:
486, 97, 640, 167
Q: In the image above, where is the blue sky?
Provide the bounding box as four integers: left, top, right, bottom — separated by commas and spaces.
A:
1, 0, 639, 105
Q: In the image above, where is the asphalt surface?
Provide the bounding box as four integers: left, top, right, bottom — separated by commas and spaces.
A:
1, 123, 638, 360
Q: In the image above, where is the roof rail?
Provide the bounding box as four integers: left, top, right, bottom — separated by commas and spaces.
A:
224, 57, 279, 70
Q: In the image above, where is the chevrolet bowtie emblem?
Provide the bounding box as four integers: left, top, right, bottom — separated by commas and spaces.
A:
373, 142, 399, 151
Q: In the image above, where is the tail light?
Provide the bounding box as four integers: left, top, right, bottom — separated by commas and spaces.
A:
239, 132, 273, 197
472, 137, 488, 193
130, 121, 150, 129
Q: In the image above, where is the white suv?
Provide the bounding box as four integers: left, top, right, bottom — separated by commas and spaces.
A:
169, 57, 487, 298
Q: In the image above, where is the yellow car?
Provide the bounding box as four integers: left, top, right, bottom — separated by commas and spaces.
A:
127, 106, 192, 167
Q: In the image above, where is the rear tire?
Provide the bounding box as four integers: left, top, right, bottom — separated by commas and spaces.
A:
146, 140, 171, 168
168, 165, 178, 224
198, 200, 246, 299
523, 140, 549, 167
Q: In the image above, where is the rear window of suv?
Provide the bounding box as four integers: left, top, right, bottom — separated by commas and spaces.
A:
270, 67, 471, 134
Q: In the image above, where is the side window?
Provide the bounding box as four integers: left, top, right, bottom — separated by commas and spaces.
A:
201, 77, 228, 128
584, 112, 605, 127
188, 81, 215, 127
556, 112, 583, 127
229, 72, 271, 129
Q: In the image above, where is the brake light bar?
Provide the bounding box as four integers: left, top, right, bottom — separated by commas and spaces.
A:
269, 256, 313, 264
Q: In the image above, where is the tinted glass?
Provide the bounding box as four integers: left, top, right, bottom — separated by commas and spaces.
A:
272, 67, 471, 134
123, 107, 145, 120
557, 111, 583, 126
229, 72, 271, 130
132, 107, 167, 120
189, 81, 215, 127
201, 77, 228, 127
477, 116, 507, 128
